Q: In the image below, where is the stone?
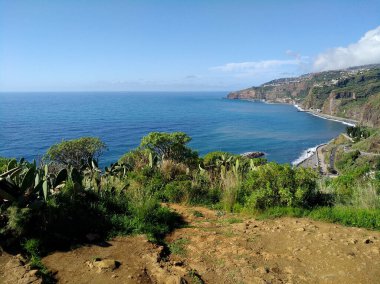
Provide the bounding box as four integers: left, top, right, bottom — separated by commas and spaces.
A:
93, 259, 119, 272
256, 267, 269, 274
363, 239, 373, 244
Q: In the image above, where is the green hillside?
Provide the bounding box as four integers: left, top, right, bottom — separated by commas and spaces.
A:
228, 65, 380, 127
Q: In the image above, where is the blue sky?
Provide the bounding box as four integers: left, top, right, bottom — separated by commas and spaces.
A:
1, 0, 380, 91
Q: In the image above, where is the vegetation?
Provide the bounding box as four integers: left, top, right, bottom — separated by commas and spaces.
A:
346, 126, 371, 141
257, 206, 380, 230
44, 137, 107, 169
1, 130, 380, 278
229, 65, 380, 127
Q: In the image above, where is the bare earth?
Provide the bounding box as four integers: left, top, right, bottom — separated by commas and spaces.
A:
1, 204, 380, 283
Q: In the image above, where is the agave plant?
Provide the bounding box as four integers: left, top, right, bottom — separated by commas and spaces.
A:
216, 154, 233, 169
0, 159, 40, 204
0, 159, 68, 204
82, 158, 102, 190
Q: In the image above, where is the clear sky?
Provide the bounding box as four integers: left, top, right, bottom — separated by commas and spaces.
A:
1, 0, 380, 91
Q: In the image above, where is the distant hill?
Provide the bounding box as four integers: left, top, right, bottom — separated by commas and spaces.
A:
227, 64, 380, 127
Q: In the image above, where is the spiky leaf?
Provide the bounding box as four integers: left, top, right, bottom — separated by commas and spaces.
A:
0, 166, 23, 179
42, 180, 48, 201
35, 173, 40, 187
7, 159, 17, 171
55, 169, 68, 187
21, 167, 35, 192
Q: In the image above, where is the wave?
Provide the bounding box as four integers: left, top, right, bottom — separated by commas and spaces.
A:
307, 112, 356, 127
293, 104, 356, 126
292, 144, 321, 166
293, 104, 304, 111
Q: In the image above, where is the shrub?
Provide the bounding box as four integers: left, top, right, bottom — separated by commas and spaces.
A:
351, 181, 380, 209
203, 151, 230, 168
221, 171, 239, 212
160, 159, 189, 181
139, 132, 198, 166
163, 181, 191, 203
118, 148, 150, 170
335, 150, 361, 172
45, 137, 106, 169
187, 174, 217, 204
243, 163, 318, 210
0, 157, 11, 174
4, 206, 32, 237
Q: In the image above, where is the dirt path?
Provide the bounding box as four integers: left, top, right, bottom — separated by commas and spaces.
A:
165, 204, 380, 283
2, 204, 379, 283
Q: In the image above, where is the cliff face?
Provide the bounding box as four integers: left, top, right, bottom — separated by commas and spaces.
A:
227, 65, 380, 127
360, 93, 380, 127
228, 81, 311, 104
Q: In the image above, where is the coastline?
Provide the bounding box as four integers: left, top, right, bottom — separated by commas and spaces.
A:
294, 143, 326, 169
294, 104, 357, 127
234, 98, 355, 166
291, 105, 357, 166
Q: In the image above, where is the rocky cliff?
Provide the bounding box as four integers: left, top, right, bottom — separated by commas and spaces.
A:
227, 65, 380, 127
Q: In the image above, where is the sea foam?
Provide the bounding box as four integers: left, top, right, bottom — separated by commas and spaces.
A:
292, 145, 318, 166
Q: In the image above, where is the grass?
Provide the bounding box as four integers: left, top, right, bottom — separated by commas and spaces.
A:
168, 238, 189, 256
192, 210, 204, 217
257, 206, 380, 230
352, 130, 380, 153
23, 239, 55, 283
224, 217, 243, 224
188, 269, 204, 284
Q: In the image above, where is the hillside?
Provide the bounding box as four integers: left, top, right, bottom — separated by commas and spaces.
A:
227, 65, 380, 127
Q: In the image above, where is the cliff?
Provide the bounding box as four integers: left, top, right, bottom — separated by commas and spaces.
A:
227, 65, 380, 127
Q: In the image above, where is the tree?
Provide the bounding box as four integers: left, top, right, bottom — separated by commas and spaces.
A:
45, 137, 106, 169
139, 132, 198, 165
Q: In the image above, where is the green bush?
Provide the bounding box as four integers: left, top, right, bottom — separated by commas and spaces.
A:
243, 163, 318, 210
0, 157, 12, 174
3, 206, 32, 237
118, 148, 150, 170
203, 151, 230, 168
45, 137, 106, 169
163, 180, 191, 203
139, 132, 198, 166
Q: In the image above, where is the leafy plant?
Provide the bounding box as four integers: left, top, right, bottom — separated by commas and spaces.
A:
45, 137, 107, 169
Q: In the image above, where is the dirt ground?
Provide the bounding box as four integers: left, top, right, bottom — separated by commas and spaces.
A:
1, 204, 380, 283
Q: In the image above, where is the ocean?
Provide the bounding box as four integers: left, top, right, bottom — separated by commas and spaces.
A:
0, 92, 346, 167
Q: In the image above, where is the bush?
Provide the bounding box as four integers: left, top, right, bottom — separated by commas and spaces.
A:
3, 206, 32, 237
139, 132, 198, 166
162, 181, 191, 203
160, 160, 189, 181
243, 163, 319, 210
203, 151, 230, 168
221, 171, 239, 212
118, 148, 150, 171
45, 137, 106, 169
0, 157, 12, 174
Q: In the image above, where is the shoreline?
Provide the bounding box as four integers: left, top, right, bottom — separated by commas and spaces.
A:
291, 106, 357, 166
294, 104, 357, 127
234, 98, 355, 166
294, 143, 326, 169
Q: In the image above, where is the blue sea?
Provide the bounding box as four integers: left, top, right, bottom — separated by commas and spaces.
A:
0, 92, 346, 167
